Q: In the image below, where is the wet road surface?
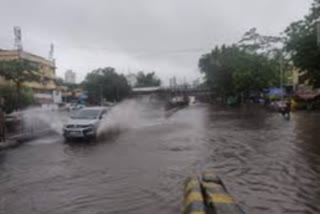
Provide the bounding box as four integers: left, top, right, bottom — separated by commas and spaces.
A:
1, 104, 320, 214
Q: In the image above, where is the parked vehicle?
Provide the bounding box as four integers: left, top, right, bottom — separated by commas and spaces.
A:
165, 96, 189, 110
269, 101, 286, 112
60, 103, 85, 112
63, 107, 108, 140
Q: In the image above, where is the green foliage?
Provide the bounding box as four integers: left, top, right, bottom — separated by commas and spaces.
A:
0, 59, 40, 86
199, 45, 237, 97
135, 71, 161, 88
55, 77, 64, 86
63, 82, 79, 90
232, 53, 279, 93
239, 28, 284, 56
82, 67, 130, 104
55, 77, 79, 90
284, 0, 320, 87
0, 59, 39, 109
199, 45, 279, 98
0, 85, 34, 113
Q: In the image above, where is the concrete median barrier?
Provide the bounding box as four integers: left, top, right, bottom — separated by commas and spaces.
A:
183, 172, 245, 214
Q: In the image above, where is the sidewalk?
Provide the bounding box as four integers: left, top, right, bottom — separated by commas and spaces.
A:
0, 139, 20, 151
0, 129, 55, 151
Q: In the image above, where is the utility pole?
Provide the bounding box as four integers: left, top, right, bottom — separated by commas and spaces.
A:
14, 26, 23, 52
48, 43, 54, 61
13, 26, 23, 109
280, 54, 284, 101
317, 17, 320, 48
100, 84, 103, 106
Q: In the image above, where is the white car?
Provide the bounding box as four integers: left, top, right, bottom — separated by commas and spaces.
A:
63, 107, 108, 140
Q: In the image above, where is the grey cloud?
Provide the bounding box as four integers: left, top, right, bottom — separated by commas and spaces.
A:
0, 0, 312, 83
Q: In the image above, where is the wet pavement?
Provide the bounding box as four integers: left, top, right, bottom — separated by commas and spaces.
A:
1, 104, 320, 214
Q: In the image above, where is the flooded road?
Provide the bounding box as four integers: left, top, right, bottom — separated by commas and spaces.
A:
1, 104, 320, 214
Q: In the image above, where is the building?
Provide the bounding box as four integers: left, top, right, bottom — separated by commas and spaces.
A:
192, 78, 200, 88
0, 49, 61, 104
169, 76, 177, 88
64, 70, 76, 84
291, 68, 313, 93
125, 73, 137, 87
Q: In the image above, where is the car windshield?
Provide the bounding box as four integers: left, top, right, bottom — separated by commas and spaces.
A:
72, 109, 100, 119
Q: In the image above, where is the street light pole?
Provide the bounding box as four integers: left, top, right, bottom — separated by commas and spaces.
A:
280, 53, 284, 101
100, 84, 103, 106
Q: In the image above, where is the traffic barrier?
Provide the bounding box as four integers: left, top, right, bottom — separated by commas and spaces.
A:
183, 172, 245, 214
183, 176, 206, 214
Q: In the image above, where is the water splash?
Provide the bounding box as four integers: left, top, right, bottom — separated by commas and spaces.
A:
97, 98, 166, 137
21, 107, 68, 135
19, 97, 167, 139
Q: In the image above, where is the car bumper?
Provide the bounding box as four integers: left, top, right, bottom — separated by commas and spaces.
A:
63, 127, 96, 138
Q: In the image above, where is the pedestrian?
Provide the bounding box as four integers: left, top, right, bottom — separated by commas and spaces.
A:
291, 99, 297, 112
284, 99, 291, 119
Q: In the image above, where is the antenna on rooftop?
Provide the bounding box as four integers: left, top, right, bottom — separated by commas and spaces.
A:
49, 43, 54, 61
13, 26, 23, 51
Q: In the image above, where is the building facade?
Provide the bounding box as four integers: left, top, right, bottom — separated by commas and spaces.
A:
0, 49, 61, 104
64, 70, 76, 84
125, 73, 137, 87
291, 68, 313, 93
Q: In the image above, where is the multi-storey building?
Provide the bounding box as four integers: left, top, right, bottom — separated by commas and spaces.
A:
64, 70, 76, 84
0, 49, 61, 104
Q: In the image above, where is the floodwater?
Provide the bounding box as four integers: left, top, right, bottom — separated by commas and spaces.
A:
1, 102, 320, 214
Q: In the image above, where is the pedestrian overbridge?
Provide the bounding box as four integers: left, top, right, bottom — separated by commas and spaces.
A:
131, 86, 212, 96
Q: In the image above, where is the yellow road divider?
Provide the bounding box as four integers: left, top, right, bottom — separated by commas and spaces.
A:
183, 172, 245, 214
209, 194, 235, 204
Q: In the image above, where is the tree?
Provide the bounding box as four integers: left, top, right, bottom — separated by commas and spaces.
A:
55, 77, 79, 90
232, 52, 279, 95
199, 45, 279, 100
0, 59, 39, 109
239, 28, 293, 88
239, 28, 284, 56
284, 0, 320, 87
82, 67, 130, 104
0, 85, 34, 113
199, 45, 237, 97
55, 77, 64, 86
135, 71, 161, 88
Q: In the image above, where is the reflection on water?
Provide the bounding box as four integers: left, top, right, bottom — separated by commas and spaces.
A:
1, 104, 320, 214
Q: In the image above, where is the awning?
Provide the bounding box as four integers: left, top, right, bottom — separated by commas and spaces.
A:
296, 91, 320, 100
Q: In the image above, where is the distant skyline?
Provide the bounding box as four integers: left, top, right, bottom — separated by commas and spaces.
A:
64, 70, 76, 84
0, 0, 313, 85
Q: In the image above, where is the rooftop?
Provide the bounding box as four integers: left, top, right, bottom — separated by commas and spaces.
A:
0, 49, 54, 66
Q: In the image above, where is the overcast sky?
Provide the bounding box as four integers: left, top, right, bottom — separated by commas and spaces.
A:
0, 0, 313, 85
